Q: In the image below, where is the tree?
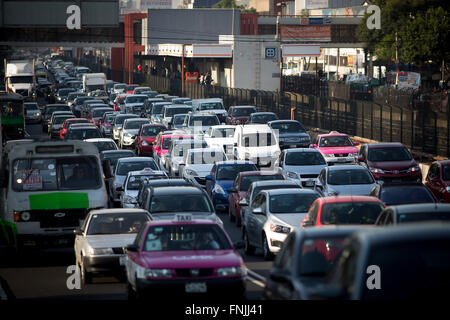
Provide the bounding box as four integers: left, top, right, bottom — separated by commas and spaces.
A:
212, 0, 256, 12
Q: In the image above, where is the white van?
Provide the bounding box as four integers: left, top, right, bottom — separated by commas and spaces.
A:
233, 124, 281, 168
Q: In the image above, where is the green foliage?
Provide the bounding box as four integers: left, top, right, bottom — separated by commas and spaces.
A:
212, 0, 256, 12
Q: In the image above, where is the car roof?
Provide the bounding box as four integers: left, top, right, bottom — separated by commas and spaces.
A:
209, 125, 236, 130
268, 120, 300, 124
128, 168, 167, 176
116, 114, 139, 118
89, 208, 150, 215
284, 148, 320, 153
84, 138, 116, 143
117, 157, 155, 163
215, 160, 255, 166
187, 147, 224, 154
238, 170, 282, 177
124, 118, 150, 122
318, 196, 384, 204
379, 181, 425, 188
143, 179, 192, 188
293, 225, 371, 240
366, 142, 406, 148
164, 104, 192, 109
318, 131, 349, 137
146, 218, 217, 227
251, 180, 300, 187
69, 126, 99, 130
151, 186, 204, 195
230, 105, 256, 108
265, 188, 318, 196
251, 112, 276, 115
388, 203, 450, 214
326, 165, 369, 171
141, 123, 166, 127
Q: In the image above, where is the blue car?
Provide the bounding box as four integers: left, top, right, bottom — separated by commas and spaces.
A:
205, 160, 258, 212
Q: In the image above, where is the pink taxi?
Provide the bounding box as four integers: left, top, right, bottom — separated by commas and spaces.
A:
310, 131, 359, 165
153, 132, 193, 169
123, 214, 246, 299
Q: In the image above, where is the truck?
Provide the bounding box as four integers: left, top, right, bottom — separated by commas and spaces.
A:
82, 73, 106, 93
4, 59, 36, 101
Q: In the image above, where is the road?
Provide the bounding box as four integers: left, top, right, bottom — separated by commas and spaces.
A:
0, 122, 273, 300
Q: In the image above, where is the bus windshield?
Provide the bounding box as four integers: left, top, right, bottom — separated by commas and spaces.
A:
12, 156, 101, 191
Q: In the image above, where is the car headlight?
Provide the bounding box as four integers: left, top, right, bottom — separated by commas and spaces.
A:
184, 169, 198, 177
217, 266, 244, 277
215, 215, 224, 225
125, 132, 132, 138
408, 165, 420, 173
446, 186, 450, 193
91, 248, 113, 255
286, 171, 299, 179
141, 140, 149, 146
349, 153, 358, 157
370, 168, 385, 174
213, 184, 226, 195
270, 224, 291, 234
324, 154, 333, 158
144, 268, 173, 279
21, 211, 31, 221
34, 112, 41, 117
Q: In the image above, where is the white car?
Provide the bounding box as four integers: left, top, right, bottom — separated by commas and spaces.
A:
165, 139, 208, 177
191, 98, 227, 123
84, 138, 118, 153
119, 118, 151, 149
182, 148, 228, 188
124, 94, 148, 115
233, 124, 281, 169
120, 168, 168, 208
74, 208, 152, 285
113, 83, 126, 94
204, 125, 236, 158
161, 104, 193, 129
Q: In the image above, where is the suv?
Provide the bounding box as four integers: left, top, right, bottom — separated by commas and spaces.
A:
124, 94, 148, 115
310, 131, 359, 165
161, 104, 193, 129
182, 112, 220, 134
191, 98, 227, 123
357, 142, 421, 183
247, 112, 279, 124
369, 181, 437, 206
268, 120, 310, 149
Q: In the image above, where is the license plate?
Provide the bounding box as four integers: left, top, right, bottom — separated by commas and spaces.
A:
119, 257, 126, 266
185, 282, 207, 293
337, 158, 346, 162
56, 239, 69, 245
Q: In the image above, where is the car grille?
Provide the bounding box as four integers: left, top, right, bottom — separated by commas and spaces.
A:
175, 268, 214, 278
301, 174, 318, 179
194, 177, 206, 185
26, 209, 89, 229
334, 153, 349, 157
382, 169, 411, 174
112, 247, 125, 254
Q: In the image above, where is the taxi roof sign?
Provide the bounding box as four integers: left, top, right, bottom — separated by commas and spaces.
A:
174, 214, 193, 222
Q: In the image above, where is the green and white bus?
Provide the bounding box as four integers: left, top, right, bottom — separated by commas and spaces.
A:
0, 140, 109, 249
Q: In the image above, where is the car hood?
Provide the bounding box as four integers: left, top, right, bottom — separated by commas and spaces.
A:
141, 137, 156, 143
271, 213, 308, 231
126, 103, 144, 108
284, 164, 326, 175
206, 138, 235, 146
317, 146, 358, 154
123, 129, 139, 135
124, 190, 139, 198
329, 183, 376, 196
86, 234, 137, 249
102, 123, 112, 128
217, 180, 234, 191
186, 164, 214, 177
140, 250, 241, 269
367, 159, 417, 170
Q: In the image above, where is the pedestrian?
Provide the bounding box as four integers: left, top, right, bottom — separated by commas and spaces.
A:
199, 73, 204, 85
205, 72, 212, 86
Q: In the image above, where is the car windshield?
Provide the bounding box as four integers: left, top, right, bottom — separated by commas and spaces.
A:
104, 114, 116, 123
115, 84, 126, 90
143, 224, 231, 251
117, 160, 158, 175
58, 89, 75, 96
93, 141, 117, 152
211, 128, 235, 138
164, 107, 192, 117
45, 106, 70, 117
380, 186, 435, 205
200, 102, 224, 110
173, 114, 187, 124
240, 175, 284, 191
443, 166, 450, 181
87, 213, 149, 235
188, 151, 227, 165
141, 126, 164, 137
24, 103, 39, 111
270, 193, 319, 213
124, 120, 149, 130
152, 104, 165, 115
217, 164, 256, 180
66, 119, 89, 128
243, 133, 277, 147
189, 116, 219, 126
10, 76, 33, 84
67, 128, 102, 140
320, 202, 384, 225
297, 236, 346, 277
251, 114, 278, 123
319, 136, 353, 147
232, 108, 256, 117
102, 151, 134, 169
174, 141, 207, 157
53, 116, 73, 125
328, 169, 374, 185
398, 212, 450, 223
271, 122, 306, 133
149, 194, 212, 213
126, 174, 166, 190
93, 109, 111, 118
285, 152, 326, 166
12, 156, 101, 191
368, 147, 412, 161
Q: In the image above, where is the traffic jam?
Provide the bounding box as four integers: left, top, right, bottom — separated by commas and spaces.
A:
1, 55, 450, 302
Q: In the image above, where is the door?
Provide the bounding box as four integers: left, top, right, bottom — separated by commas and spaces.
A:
426, 164, 441, 200
270, 234, 296, 300
247, 193, 264, 246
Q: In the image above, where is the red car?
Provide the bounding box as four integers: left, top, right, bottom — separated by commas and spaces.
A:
357, 142, 422, 183
226, 106, 257, 125
114, 94, 128, 111
228, 170, 284, 226
134, 123, 167, 156
59, 118, 89, 139
425, 160, 450, 203
301, 196, 385, 228
153, 133, 193, 169
125, 84, 139, 94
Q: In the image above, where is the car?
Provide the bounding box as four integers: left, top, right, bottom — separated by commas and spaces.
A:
136, 179, 193, 209
84, 138, 118, 153
111, 114, 139, 142
205, 160, 258, 212
357, 142, 422, 183
314, 165, 377, 197
124, 94, 148, 115
233, 124, 281, 169
110, 157, 160, 206
243, 189, 320, 260
369, 181, 437, 206
143, 186, 222, 224
264, 226, 369, 300
142, 98, 165, 117
119, 118, 151, 149
88, 90, 109, 103
59, 118, 90, 139
90, 107, 114, 128
161, 104, 193, 129
56, 88, 76, 103
64, 125, 103, 140
125, 84, 139, 94
120, 168, 169, 208
74, 208, 152, 285
228, 171, 285, 226
301, 196, 386, 228
133, 86, 151, 94
278, 148, 328, 188
182, 148, 228, 188
182, 112, 220, 134
425, 160, 450, 202
171, 113, 188, 130
247, 112, 279, 124
24, 102, 41, 124
113, 83, 126, 94
226, 106, 257, 125
165, 139, 208, 177
48, 114, 75, 139
113, 94, 129, 112
269, 120, 311, 149
123, 214, 246, 299
191, 98, 227, 123
375, 203, 450, 226
100, 111, 120, 137
148, 102, 172, 123
134, 124, 167, 156
81, 99, 105, 118
100, 150, 135, 172
41, 104, 71, 131
204, 125, 236, 158
310, 131, 359, 165
67, 92, 86, 108
308, 223, 450, 300
171, 97, 192, 105
72, 96, 94, 117
152, 133, 193, 170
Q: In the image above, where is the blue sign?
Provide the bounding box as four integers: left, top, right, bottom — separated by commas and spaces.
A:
309, 17, 324, 25
265, 47, 277, 59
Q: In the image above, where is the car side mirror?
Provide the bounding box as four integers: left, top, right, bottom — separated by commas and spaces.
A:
252, 207, 264, 215
302, 220, 314, 228
205, 175, 212, 181
238, 198, 248, 206
73, 228, 83, 236
310, 144, 317, 148
233, 241, 245, 250
126, 244, 139, 252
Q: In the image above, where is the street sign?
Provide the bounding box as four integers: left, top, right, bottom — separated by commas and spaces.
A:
265, 47, 277, 59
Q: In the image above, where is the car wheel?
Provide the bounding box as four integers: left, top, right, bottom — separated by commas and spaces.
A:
262, 234, 274, 261
228, 205, 235, 222
244, 230, 255, 256
80, 257, 92, 285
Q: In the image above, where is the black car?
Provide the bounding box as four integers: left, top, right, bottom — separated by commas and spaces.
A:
375, 203, 450, 225
64, 126, 102, 140
41, 104, 71, 131
264, 226, 368, 300
135, 178, 191, 209
100, 150, 135, 172
248, 112, 279, 124
268, 120, 311, 148
369, 182, 437, 206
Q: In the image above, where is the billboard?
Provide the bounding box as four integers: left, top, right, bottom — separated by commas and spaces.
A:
139, 0, 172, 9
306, 0, 329, 9
280, 25, 331, 41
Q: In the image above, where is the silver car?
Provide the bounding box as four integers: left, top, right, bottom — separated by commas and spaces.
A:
314, 165, 377, 197
165, 139, 207, 176
118, 118, 150, 149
